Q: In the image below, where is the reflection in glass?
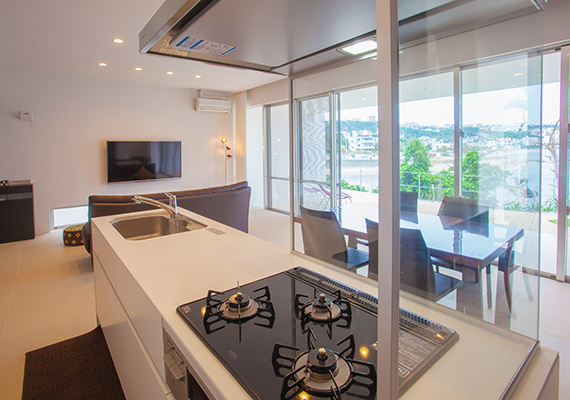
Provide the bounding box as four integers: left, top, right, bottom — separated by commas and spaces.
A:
299, 96, 331, 210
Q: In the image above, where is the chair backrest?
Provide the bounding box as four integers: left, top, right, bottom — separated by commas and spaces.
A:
400, 228, 435, 299
365, 219, 379, 278
438, 196, 489, 233
400, 191, 418, 213
299, 206, 348, 264
365, 220, 435, 298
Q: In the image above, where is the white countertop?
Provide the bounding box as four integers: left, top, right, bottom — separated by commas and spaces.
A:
93, 208, 543, 400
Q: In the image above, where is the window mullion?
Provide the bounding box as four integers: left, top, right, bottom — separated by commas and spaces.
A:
557, 46, 570, 281
454, 67, 463, 197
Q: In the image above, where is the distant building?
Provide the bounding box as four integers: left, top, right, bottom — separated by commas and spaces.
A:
347, 130, 376, 151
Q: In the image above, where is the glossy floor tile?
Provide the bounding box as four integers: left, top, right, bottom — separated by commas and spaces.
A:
0, 209, 567, 399
0, 232, 96, 400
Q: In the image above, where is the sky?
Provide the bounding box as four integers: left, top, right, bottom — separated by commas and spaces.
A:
341, 83, 561, 127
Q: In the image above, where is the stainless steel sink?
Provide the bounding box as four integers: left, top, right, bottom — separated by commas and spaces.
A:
110, 213, 206, 241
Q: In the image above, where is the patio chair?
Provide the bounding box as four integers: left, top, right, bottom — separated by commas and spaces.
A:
318, 184, 352, 204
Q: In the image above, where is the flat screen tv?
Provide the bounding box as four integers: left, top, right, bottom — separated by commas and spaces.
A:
106, 141, 182, 183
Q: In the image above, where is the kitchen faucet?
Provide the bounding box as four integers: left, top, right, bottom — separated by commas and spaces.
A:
132, 194, 178, 219
164, 192, 177, 214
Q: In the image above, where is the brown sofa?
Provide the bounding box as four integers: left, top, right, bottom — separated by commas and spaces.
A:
82, 181, 251, 254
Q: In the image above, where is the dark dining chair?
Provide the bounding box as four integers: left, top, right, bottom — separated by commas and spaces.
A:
299, 206, 368, 271
365, 219, 462, 302
400, 191, 419, 223
438, 196, 489, 234
400, 191, 418, 213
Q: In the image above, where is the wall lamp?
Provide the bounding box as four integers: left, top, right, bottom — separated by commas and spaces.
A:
221, 138, 232, 184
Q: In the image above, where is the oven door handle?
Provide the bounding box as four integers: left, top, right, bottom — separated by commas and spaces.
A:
164, 349, 185, 381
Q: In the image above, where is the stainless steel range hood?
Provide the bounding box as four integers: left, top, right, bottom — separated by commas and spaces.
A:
139, 0, 543, 77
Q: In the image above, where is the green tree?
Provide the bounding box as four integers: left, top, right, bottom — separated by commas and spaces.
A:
462, 150, 480, 199
461, 150, 504, 202
399, 143, 504, 202
400, 139, 431, 196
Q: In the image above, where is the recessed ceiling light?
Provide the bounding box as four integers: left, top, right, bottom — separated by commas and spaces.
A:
98, 62, 107, 67
195, 75, 202, 79
113, 38, 124, 44
166, 71, 174, 75
134, 67, 142, 71
341, 40, 377, 55
514, 72, 523, 77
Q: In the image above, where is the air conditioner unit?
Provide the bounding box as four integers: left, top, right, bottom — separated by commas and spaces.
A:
195, 97, 232, 113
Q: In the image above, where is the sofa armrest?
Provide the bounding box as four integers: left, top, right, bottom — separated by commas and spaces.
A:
82, 222, 92, 254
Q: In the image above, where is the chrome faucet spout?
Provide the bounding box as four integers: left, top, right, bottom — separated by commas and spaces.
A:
132, 194, 178, 218
164, 193, 178, 214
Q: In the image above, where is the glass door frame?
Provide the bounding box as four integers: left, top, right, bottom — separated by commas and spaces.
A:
557, 45, 570, 281
295, 92, 337, 216
294, 84, 380, 219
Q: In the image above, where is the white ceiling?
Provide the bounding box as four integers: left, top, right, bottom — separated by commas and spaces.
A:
0, 0, 285, 93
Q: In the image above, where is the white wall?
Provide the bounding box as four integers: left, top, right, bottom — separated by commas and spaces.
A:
245, 106, 265, 208
0, 70, 233, 234
234, 91, 247, 183
544, 0, 570, 47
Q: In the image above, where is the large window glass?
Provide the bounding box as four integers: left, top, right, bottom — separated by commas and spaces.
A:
400, 72, 455, 212
541, 50, 562, 277
459, 54, 542, 333
337, 86, 379, 234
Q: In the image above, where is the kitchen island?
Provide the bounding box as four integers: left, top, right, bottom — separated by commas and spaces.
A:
91, 207, 559, 400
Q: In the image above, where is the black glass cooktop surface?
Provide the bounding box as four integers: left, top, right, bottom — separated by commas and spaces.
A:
177, 267, 458, 400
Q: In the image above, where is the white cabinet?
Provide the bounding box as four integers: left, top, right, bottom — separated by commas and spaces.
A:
94, 254, 171, 400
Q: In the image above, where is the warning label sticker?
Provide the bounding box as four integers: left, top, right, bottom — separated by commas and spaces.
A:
172, 37, 236, 56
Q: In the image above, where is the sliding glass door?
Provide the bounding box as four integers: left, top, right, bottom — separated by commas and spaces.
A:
298, 95, 334, 211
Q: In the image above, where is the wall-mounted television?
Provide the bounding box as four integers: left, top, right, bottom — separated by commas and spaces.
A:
106, 141, 182, 183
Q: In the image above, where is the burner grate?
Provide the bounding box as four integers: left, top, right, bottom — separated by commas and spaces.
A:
289, 267, 456, 345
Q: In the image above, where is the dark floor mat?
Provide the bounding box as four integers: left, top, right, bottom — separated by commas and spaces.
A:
22, 326, 125, 400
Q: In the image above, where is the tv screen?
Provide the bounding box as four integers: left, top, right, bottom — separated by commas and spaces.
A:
106, 141, 182, 183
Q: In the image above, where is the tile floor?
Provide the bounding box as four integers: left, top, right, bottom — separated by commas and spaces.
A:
0, 207, 568, 399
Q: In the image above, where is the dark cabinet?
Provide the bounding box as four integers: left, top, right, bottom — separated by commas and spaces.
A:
0, 184, 35, 243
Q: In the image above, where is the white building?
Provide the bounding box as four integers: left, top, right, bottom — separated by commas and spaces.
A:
347, 130, 376, 151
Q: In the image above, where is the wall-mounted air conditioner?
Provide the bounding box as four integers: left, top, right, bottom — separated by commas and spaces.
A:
195, 97, 232, 113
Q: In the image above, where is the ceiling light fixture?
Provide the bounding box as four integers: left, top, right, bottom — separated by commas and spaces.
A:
98, 62, 107, 67
341, 39, 377, 55
514, 72, 523, 77
166, 71, 174, 75
113, 38, 124, 44
134, 67, 142, 71
195, 75, 202, 79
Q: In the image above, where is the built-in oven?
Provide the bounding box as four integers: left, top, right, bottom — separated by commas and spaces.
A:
163, 330, 210, 400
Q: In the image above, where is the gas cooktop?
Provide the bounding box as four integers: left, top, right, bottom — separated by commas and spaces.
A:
177, 267, 458, 400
